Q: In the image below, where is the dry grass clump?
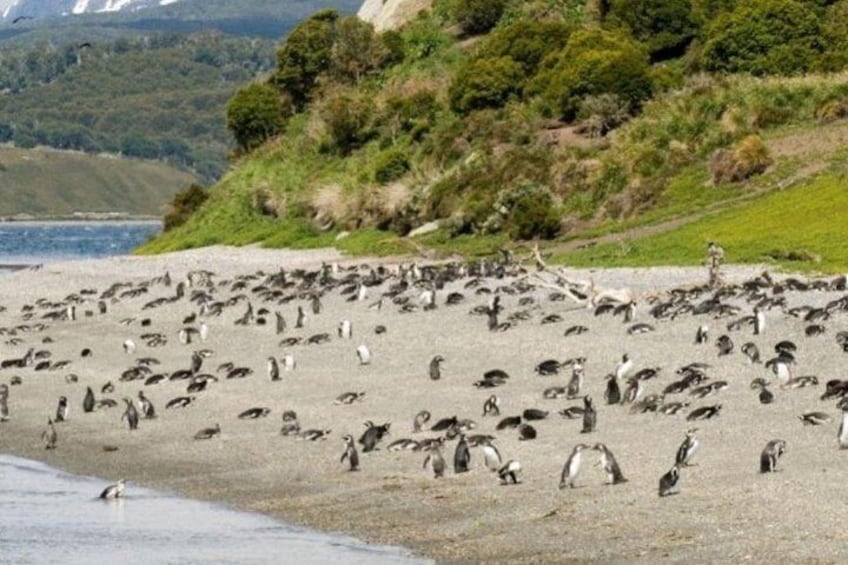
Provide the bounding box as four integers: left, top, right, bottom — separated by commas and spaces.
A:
709, 134, 772, 185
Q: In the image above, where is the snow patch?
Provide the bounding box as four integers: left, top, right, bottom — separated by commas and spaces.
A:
72, 0, 90, 15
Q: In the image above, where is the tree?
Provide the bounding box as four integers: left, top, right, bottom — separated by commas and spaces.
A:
449, 56, 525, 114
604, 0, 697, 60
479, 20, 572, 77
452, 0, 508, 35
699, 0, 823, 75
226, 82, 288, 153
530, 28, 653, 121
319, 87, 373, 154
819, 0, 848, 70
274, 9, 338, 108
330, 16, 387, 83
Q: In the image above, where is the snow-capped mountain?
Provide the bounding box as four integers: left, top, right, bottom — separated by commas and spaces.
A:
0, 0, 183, 21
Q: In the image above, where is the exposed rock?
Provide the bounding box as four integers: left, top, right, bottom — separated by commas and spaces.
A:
358, 0, 434, 32
408, 220, 440, 238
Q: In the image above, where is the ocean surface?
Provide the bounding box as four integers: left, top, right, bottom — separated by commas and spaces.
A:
0, 221, 161, 269
0, 455, 426, 565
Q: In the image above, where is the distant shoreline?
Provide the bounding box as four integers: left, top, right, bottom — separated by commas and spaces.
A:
0, 216, 161, 223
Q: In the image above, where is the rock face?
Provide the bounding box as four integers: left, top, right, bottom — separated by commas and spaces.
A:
357, 0, 433, 32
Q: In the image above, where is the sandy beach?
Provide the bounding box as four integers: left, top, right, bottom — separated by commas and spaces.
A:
1, 246, 847, 563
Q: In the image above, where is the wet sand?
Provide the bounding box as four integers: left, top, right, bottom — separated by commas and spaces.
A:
1, 247, 847, 563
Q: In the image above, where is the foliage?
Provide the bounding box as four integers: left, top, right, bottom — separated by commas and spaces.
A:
486, 183, 561, 240
708, 134, 772, 184
374, 148, 411, 184
819, 1, 848, 71
318, 87, 374, 154
164, 183, 210, 230
452, 0, 508, 35
449, 57, 524, 114
227, 82, 289, 153
478, 20, 572, 76
530, 28, 653, 120
698, 0, 823, 75
603, 0, 697, 60
274, 9, 339, 108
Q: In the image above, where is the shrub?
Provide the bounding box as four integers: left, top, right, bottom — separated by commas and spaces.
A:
603, 0, 697, 60
530, 28, 653, 121
709, 134, 772, 184
479, 20, 572, 76
699, 0, 823, 75
330, 16, 390, 83
576, 94, 633, 137
164, 183, 208, 231
452, 0, 508, 35
226, 82, 289, 153
318, 87, 373, 154
274, 9, 339, 108
374, 148, 411, 184
485, 183, 560, 240
449, 56, 524, 114
819, 1, 848, 71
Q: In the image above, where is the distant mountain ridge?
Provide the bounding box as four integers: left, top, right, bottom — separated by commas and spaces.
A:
1, 0, 179, 21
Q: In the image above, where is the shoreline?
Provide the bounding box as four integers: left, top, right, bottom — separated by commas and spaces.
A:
1, 248, 847, 562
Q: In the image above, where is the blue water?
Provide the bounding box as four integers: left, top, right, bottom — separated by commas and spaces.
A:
0, 455, 427, 565
0, 221, 161, 266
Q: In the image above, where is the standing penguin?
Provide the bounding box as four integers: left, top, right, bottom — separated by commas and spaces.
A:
83, 387, 95, 413
559, 444, 588, 489
429, 355, 445, 381
356, 345, 372, 366
581, 396, 597, 433
275, 312, 286, 335
267, 356, 280, 382
338, 320, 352, 339
122, 399, 139, 431
615, 354, 633, 381
282, 354, 296, 372
311, 294, 323, 315
676, 428, 699, 467
482, 394, 500, 417
604, 375, 621, 405
0, 384, 9, 422
754, 307, 766, 335
423, 442, 446, 478
481, 439, 502, 471
199, 322, 209, 342
838, 406, 848, 449
412, 410, 431, 433
567, 362, 584, 399
42, 418, 57, 449
340, 434, 360, 471
454, 434, 471, 473
295, 306, 306, 329
695, 325, 709, 345
55, 396, 69, 422
760, 439, 786, 473
594, 443, 627, 485
658, 464, 681, 497
497, 460, 522, 485
138, 391, 155, 419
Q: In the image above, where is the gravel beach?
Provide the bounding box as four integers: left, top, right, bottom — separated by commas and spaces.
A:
1, 246, 847, 563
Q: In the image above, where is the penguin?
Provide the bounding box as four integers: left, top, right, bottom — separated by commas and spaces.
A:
695, 325, 709, 344
359, 421, 390, 452
190, 351, 203, 374
295, 306, 306, 328
481, 439, 502, 471
138, 391, 155, 419
483, 394, 500, 417
194, 424, 221, 440
675, 428, 699, 466
838, 406, 848, 449
559, 444, 588, 489
760, 439, 786, 473
267, 356, 280, 382
621, 377, 642, 405
716, 335, 733, 356
122, 399, 139, 431
741, 342, 761, 364
429, 355, 445, 381
42, 418, 57, 449
497, 460, 522, 485
123, 339, 136, 355
413, 410, 431, 433
311, 294, 323, 315
83, 387, 95, 413
356, 345, 372, 366
199, 322, 209, 342
340, 434, 360, 471
581, 396, 596, 433
770, 358, 792, 386
99, 479, 126, 500
753, 307, 766, 336
66, 305, 76, 321
658, 464, 681, 497
454, 433, 471, 473
0, 384, 9, 422
567, 362, 584, 398
282, 354, 296, 372
275, 312, 286, 335
594, 443, 627, 485
338, 320, 352, 339
604, 375, 621, 405
55, 396, 69, 422
423, 442, 446, 478
614, 354, 633, 380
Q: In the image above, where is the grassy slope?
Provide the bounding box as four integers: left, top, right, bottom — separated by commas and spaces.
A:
0, 146, 196, 216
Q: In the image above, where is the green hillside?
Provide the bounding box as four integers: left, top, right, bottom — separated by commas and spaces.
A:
141, 0, 848, 272
0, 145, 195, 217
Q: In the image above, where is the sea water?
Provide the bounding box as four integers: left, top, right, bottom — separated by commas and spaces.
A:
0, 455, 427, 565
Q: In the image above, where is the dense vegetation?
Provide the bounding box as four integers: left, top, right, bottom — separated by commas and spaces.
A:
144, 0, 848, 270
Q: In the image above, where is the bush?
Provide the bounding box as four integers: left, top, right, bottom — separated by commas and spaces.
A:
274, 9, 339, 108
530, 28, 653, 121
226, 82, 289, 153
699, 0, 823, 75
452, 0, 508, 35
819, 1, 848, 71
319, 87, 373, 154
603, 0, 697, 60
449, 56, 524, 114
164, 183, 209, 231
479, 20, 572, 76
709, 134, 773, 184
330, 16, 392, 83
374, 148, 411, 184
484, 183, 560, 239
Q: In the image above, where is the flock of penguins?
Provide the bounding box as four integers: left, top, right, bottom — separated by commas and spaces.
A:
2, 257, 848, 503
